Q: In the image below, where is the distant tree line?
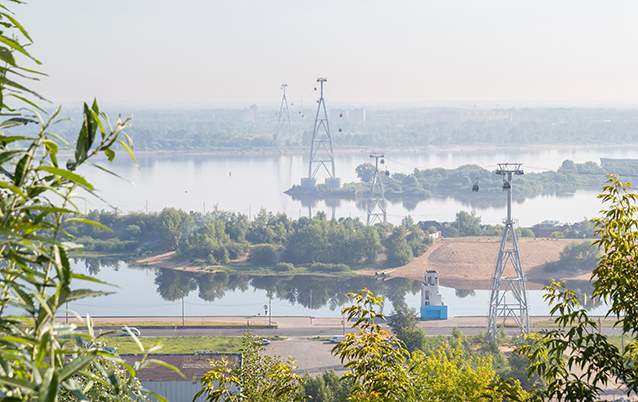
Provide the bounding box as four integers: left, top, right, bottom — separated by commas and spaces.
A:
420, 211, 593, 239
53, 107, 638, 151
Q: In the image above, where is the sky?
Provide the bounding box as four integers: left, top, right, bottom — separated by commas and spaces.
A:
21, 0, 638, 108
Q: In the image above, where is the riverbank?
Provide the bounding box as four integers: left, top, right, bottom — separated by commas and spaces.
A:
133, 251, 361, 278
129, 237, 589, 290
359, 237, 589, 289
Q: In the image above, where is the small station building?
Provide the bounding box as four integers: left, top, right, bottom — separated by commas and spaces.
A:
420, 270, 448, 320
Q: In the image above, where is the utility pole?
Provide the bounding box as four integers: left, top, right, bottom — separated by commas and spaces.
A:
301, 77, 340, 190
269, 296, 272, 327
274, 83, 291, 144
181, 297, 185, 327
366, 153, 387, 225
487, 163, 529, 343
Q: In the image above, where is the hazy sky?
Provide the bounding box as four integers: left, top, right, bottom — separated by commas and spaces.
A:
23, 1, 638, 107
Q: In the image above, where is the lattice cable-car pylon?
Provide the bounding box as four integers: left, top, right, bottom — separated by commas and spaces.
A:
366, 153, 387, 225
487, 163, 529, 342
308, 78, 336, 180
274, 83, 291, 144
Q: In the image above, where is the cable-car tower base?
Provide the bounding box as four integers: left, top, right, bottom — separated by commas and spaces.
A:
366, 152, 387, 225
488, 163, 529, 343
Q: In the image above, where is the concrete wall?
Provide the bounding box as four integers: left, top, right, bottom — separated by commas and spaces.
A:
145, 381, 206, 402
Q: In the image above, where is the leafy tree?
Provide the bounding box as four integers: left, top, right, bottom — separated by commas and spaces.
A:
519, 176, 638, 401
303, 371, 351, 402
455, 210, 482, 236
385, 226, 413, 266
159, 207, 192, 248
0, 2, 179, 399
249, 243, 279, 265
334, 290, 529, 402
333, 289, 413, 402
355, 163, 376, 183
387, 307, 427, 352
195, 335, 304, 402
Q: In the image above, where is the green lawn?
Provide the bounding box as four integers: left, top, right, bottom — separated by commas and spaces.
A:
103, 336, 244, 354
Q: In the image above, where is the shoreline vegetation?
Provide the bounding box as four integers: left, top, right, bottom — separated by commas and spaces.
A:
286, 159, 638, 207
70, 207, 597, 288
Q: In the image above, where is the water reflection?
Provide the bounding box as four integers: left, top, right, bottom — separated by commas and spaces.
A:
75, 258, 601, 317
154, 268, 421, 312
81, 148, 638, 226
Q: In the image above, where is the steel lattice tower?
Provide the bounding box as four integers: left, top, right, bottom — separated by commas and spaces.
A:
488, 163, 529, 342
304, 77, 339, 188
366, 153, 387, 225
274, 83, 291, 143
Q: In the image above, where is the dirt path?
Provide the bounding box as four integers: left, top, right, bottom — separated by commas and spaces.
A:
360, 237, 586, 290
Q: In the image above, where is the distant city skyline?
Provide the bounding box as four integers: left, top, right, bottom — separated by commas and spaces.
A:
24, 1, 638, 108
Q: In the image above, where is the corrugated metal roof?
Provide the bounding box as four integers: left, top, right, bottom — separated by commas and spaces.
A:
122, 353, 242, 382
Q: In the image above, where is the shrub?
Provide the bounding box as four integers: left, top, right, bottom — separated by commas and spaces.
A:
308, 263, 350, 273
249, 244, 279, 265
226, 242, 247, 260
274, 262, 295, 272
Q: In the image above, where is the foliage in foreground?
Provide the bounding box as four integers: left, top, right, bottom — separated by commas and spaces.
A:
519, 176, 638, 401
0, 1, 178, 399
197, 290, 529, 401
194, 335, 303, 402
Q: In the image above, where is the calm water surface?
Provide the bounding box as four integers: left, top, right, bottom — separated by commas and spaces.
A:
68, 146, 629, 317
67, 260, 606, 318
82, 146, 638, 226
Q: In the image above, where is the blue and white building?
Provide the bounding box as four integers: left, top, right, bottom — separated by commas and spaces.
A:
420, 270, 448, 320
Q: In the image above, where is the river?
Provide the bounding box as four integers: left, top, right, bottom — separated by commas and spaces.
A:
66, 259, 605, 319
66, 145, 631, 318
83, 145, 638, 226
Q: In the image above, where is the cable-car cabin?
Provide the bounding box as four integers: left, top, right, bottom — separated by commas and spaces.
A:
472, 183, 479, 192
502, 181, 511, 190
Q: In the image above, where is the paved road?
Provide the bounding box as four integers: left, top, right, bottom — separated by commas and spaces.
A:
117, 325, 623, 338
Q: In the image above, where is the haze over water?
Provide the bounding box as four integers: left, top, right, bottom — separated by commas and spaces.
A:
84, 145, 638, 226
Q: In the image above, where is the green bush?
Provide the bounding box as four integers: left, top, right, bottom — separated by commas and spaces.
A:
249, 244, 279, 265
226, 242, 247, 260
308, 263, 350, 273
274, 262, 295, 272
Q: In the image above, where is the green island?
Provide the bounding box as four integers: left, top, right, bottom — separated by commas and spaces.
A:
286, 159, 638, 208
70, 209, 431, 274
70, 206, 596, 280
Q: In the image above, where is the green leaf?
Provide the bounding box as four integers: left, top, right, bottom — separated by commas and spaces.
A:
0, 376, 37, 392
83, 103, 97, 153
0, 34, 39, 63
144, 390, 169, 402
70, 273, 114, 287
13, 152, 31, 186
0, 11, 33, 42
118, 139, 135, 161
91, 162, 123, 180
65, 217, 112, 232
0, 179, 25, 197
43, 139, 58, 166
103, 148, 115, 162
38, 165, 94, 190
64, 289, 113, 303
0, 148, 23, 161
145, 359, 185, 379
38, 369, 58, 402
58, 355, 96, 381
0, 46, 15, 66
